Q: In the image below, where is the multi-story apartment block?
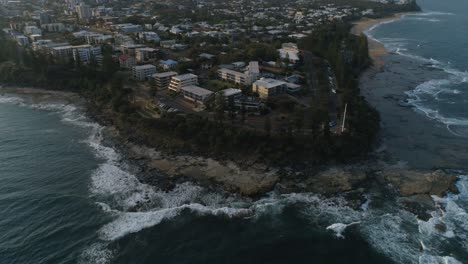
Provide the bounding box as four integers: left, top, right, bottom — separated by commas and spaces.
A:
168, 74, 198, 92
132, 64, 157, 81
252, 78, 287, 99
151, 71, 177, 90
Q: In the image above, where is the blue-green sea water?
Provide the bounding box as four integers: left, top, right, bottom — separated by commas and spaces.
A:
1, 0, 468, 263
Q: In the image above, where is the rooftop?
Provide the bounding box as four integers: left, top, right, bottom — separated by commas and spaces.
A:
180, 85, 214, 97
172, 73, 197, 81
254, 78, 286, 88
152, 71, 177, 78
220, 88, 242, 97
133, 64, 156, 70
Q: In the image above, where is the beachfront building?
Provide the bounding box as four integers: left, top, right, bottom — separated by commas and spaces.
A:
151, 71, 177, 90
132, 64, 157, 81
180, 85, 213, 105
168, 74, 198, 92
50, 44, 101, 63
252, 78, 287, 99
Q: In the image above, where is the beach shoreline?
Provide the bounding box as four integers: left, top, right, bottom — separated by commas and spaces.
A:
351, 12, 415, 69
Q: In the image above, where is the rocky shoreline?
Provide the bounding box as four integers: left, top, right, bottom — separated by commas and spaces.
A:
0, 86, 461, 220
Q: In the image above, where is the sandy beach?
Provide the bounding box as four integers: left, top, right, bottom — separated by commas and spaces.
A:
351, 13, 413, 68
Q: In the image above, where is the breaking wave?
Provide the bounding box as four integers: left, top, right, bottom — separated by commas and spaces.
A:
363, 10, 468, 137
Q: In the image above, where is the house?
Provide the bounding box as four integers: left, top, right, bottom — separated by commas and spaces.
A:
159, 59, 178, 70
252, 78, 287, 99
138, 32, 160, 42
151, 71, 177, 90
119, 54, 136, 69
132, 64, 157, 81
199, 53, 216, 60
180, 85, 213, 105
168, 74, 198, 92
160, 40, 176, 48
170, 26, 183, 34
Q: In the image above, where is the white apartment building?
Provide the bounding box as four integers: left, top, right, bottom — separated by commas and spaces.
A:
168, 74, 198, 92
72, 45, 102, 63
76, 4, 91, 19
151, 71, 177, 90
180, 85, 213, 105
218, 68, 252, 86
41, 23, 66, 32
119, 54, 136, 69
252, 78, 287, 99
24, 26, 42, 36
135, 48, 158, 62
218, 61, 260, 86
132, 64, 157, 81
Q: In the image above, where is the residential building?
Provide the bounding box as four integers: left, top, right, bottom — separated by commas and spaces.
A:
15, 35, 29, 46
220, 88, 242, 101
72, 45, 102, 63
24, 26, 42, 36
51, 45, 73, 59
113, 23, 143, 34
252, 78, 287, 99
180, 85, 213, 105
120, 44, 146, 56
41, 23, 65, 32
160, 40, 176, 48
159, 59, 178, 70
218, 68, 252, 86
132, 64, 157, 81
151, 71, 177, 90
168, 74, 198, 92
233, 96, 264, 111
278, 43, 300, 63
138, 32, 160, 42
135, 48, 158, 62
119, 54, 136, 69
76, 4, 91, 19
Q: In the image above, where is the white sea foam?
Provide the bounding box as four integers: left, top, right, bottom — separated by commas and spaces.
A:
99, 203, 253, 241
419, 254, 462, 264
326, 222, 360, 239
0, 94, 25, 105
412, 11, 455, 16
78, 243, 113, 264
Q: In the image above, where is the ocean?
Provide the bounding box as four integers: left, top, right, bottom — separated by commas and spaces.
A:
1, 0, 468, 263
